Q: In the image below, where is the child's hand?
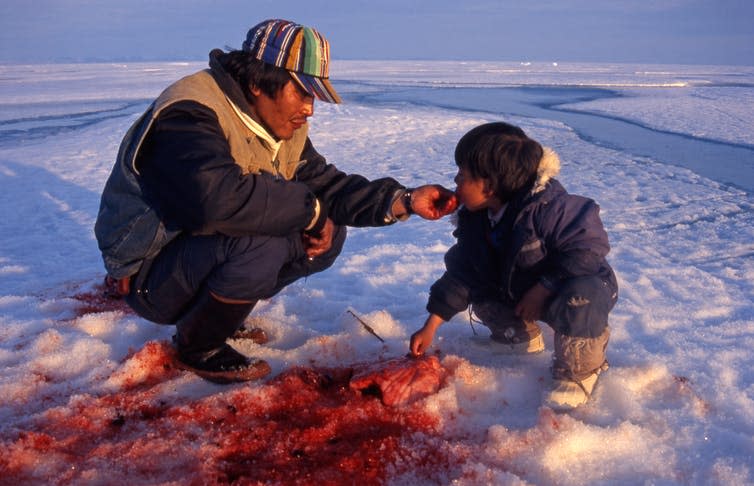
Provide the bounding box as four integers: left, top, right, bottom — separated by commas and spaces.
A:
409, 314, 445, 356
409, 328, 434, 356
515, 282, 553, 321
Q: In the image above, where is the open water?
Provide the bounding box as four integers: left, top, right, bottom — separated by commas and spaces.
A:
350, 84, 754, 193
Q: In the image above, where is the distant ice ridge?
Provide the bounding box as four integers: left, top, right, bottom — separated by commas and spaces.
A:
333, 60, 754, 89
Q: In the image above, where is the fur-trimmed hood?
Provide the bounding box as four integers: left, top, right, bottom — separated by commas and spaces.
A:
531, 146, 561, 195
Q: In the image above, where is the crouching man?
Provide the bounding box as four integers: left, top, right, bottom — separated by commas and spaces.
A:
95, 19, 456, 383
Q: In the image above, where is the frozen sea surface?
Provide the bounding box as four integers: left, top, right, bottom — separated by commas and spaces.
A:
359, 85, 754, 192
1, 61, 753, 485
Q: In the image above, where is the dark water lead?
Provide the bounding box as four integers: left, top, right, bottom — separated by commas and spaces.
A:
353, 85, 754, 194
0, 100, 150, 147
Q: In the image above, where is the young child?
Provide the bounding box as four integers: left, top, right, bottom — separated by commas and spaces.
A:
409, 122, 618, 410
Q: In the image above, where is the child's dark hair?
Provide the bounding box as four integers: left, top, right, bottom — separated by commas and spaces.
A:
216, 50, 293, 104
455, 122, 543, 202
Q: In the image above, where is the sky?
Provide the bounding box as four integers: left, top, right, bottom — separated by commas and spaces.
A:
1, 0, 753, 65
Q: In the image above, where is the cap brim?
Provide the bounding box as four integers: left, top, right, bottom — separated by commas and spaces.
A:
290, 72, 342, 104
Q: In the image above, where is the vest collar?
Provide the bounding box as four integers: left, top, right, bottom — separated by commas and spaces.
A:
225, 96, 282, 160
208, 50, 283, 160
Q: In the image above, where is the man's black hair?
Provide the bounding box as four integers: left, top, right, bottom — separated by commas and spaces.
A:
216, 50, 293, 104
454, 122, 543, 202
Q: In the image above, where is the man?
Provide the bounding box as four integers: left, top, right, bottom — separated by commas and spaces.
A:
94, 19, 456, 383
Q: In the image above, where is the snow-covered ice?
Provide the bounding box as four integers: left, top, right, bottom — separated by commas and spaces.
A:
1, 60, 753, 484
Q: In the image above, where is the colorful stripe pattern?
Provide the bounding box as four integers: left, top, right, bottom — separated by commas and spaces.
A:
243, 19, 341, 103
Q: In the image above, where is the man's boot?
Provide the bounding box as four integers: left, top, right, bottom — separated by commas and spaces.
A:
544, 327, 610, 410
224, 301, 269, 345
231, 325, 269, 344
472, 301, 545, 354
174, 288, 270, 384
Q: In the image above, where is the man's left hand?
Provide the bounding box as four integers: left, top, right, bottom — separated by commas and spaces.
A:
411, 185, 458, 220
303, 218, 334, 259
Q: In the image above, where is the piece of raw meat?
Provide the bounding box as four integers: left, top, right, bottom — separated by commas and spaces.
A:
349, 355, 445, 406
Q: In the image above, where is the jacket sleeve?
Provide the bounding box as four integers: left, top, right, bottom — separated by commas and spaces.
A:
135, 101, 317, 237
426, 214, 487, 320
294, 139, 405, 227
537, 196, 611, 289
426, 243, 474, 321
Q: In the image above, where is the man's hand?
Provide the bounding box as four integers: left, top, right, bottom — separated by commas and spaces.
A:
411, 185, 458, 220
303, 218, 334, 259
514, 282, 554, 321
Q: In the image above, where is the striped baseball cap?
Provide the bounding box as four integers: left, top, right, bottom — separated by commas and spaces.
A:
243, 19, 341, 104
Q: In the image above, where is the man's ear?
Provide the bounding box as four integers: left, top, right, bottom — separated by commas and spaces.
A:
249, 85, 262, 98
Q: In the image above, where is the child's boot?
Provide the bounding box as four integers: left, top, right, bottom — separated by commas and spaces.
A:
544, 327, 610, 410
472, 301, 545, 354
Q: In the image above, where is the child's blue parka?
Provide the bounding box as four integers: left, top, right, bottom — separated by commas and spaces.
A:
427, 148, 617, 321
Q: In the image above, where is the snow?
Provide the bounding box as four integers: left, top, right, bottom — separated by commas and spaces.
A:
1, 60, 753, 484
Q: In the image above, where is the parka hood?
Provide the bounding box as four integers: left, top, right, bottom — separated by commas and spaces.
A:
532, 146, 561, 195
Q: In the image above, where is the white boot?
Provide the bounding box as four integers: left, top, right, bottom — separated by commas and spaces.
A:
544, 328, 610, 411
544, 369, 602, 411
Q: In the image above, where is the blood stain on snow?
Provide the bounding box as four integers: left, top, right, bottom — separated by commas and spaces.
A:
672, 374, 711, 416
1, 342, 456, 485
109, 340, 183, 390
69, 279, 133, 317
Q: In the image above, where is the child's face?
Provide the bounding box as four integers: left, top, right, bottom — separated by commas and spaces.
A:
454, 167, 496, 211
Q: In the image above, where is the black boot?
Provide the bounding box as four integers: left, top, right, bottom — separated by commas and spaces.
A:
173, 288, 270, 384
223, 299, 270, 344
230, 325, 269, 344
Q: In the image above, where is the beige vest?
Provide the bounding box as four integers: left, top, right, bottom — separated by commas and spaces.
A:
148, 70, 308, 180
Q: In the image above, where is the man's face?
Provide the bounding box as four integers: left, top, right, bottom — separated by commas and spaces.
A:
454, 167, 494, 211
251, 80, 314, 140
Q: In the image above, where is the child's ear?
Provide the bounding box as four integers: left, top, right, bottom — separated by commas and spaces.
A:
482, 179, 495, 196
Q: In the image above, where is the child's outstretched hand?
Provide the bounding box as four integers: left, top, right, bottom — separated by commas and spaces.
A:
411, 185, 458, 220
409, 328, 433, 357
409, 314, 445, 356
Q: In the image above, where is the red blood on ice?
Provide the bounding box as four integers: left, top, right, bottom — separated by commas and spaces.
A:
113, 340, 183, 390
213, 366, 444, 484
70, 279, 133, 317
0, 342, 456, 485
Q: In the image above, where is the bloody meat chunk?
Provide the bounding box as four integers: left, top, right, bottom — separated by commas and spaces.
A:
349, 355, 445, 406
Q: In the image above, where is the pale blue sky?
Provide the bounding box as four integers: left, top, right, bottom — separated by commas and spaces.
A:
1, 0, 753, 65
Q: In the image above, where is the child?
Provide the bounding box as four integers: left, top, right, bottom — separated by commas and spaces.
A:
409, 122, 618, 410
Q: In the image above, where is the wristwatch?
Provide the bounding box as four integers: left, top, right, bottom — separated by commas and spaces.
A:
402, 189, 414, 216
